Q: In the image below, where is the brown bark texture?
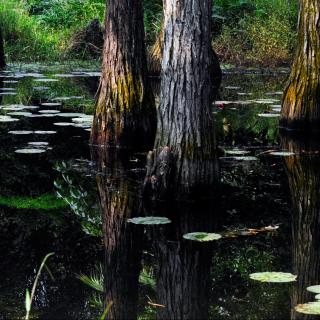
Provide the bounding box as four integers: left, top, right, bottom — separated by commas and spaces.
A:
93, 148, 143, 319
90, 0, 156, 148
280, 0, 320, 130
150, 203, 219, 319
144, 0, 220, 199
281, 134, 320, 320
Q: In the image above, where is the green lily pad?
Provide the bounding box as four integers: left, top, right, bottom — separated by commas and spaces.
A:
257, 113, 280, 118
269, 151, 295, 157
183, 232, 222, 242
39, 110, 60, 114
127, 217, 171, 225
249, 272, 297, 283
315, 294, 320, 300
307, 285, 320, 294
15, 148, 46, 154
224, 149, 250, 155
295, 301, 320, 315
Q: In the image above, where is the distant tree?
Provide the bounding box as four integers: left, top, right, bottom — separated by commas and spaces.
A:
144, 0, 221, 198
0, 28, 5, 69
90, 0, 156, 148
281, 0, 320, 130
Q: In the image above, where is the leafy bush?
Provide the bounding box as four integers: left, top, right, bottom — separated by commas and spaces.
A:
213, 0, 298, 66
27, 0, 105, 30
0, 0, 60, 61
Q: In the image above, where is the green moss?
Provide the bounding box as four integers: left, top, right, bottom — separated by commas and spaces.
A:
0, 193, 68, 210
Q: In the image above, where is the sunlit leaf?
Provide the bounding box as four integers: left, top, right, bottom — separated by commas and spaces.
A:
183, 232, 222, 242
249, 272, 297, 283
127, 217, 171, 225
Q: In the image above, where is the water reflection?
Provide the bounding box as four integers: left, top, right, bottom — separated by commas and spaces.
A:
150, 202, 221, 319
281, 133, 320, 320
93, 147, 144, 319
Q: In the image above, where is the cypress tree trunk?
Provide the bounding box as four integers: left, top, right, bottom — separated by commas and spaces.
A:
280, 0, 320, 130
281, 134, 320, 319
90, 0, 156, 148
0, 28, 5, 69
144, 0, 220, 199
150, 203, 219, 319
93, 148, 143, 319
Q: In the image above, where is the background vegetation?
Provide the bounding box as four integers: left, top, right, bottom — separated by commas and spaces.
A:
0, 0, 298, 65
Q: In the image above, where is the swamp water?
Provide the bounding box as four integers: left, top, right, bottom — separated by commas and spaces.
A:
0, 64, 317, 319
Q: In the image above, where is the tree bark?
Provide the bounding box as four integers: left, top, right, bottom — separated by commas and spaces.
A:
90, 0, 156, 148
280, 0, 320, 130
149, 202, 220, 319
281, 134, 320, 320
144, 0, 220, 199
93, 148, 143, 319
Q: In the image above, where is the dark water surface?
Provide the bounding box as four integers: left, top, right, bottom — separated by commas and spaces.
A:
0, 64, 317, 319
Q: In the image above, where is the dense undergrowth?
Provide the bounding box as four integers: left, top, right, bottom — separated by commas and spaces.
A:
0, 0, 298, 66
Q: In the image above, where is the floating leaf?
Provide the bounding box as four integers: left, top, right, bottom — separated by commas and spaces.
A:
54, 122, 73, 126
257, 113, 280, 118
295, 302, 320, 315
224, 149, 250, 155
39, 110, 60, 114
249, 272, 297, 283
183, 232, 222, 242
220, 156, 258, 161
28, 142, 49, 146
127, 217, 171, 225
9, 130, 33, 135
15, 148, 46, 154
307, 285, 320, 294
269, 151, 295, 157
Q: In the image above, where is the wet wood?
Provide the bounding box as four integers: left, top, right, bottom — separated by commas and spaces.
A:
93, 148, 143, 319
281, 0, 320, 130
91, 0, 156, 148
144, 0, 221, 199
281, 134, 320, 320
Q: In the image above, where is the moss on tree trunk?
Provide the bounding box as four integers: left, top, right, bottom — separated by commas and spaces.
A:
90, 0, 156, 148
280, 0, 320, 130
144, 0, 221, 199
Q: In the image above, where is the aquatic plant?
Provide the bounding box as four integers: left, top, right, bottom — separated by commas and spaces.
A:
0, 193, 68, 210
249, 272, 297, 283
25, 252, 55, 320
127, 217, 171, 225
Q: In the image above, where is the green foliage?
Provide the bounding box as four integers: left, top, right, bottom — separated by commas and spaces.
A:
77, 264, 104, 293
0, 0, 61, 61
213, 0, 298, 66
27, 0, 105, 30
25, 253, 55, 320
0, 193, 68, 210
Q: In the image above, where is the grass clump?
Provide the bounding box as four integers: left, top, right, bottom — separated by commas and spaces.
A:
0, 0, 61, 62
0, 193, 68, 210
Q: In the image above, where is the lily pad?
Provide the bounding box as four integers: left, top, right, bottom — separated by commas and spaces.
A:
183, 232, 222, 242
54, 122, 73, 126
220, 156, 258, 161
57, 112, 86, 118
9, 130, 33, 135
257, 113, 280, 118
34, 130, 57, 135
28, 142, 49, 146
15, 148, 46, 154
7, 112, 32, 116
0, 116, 19, 122
269, 151, 295, 157
34, 78, 59, 82
127, 217, 171, 225
40, 102, 62, 107
39, 110, 60, 114
316, 294, 320, 300
295, 302, 320, 315
224, 149, 250, 155
249, 272, 297, 283
307, 285, 320, 294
